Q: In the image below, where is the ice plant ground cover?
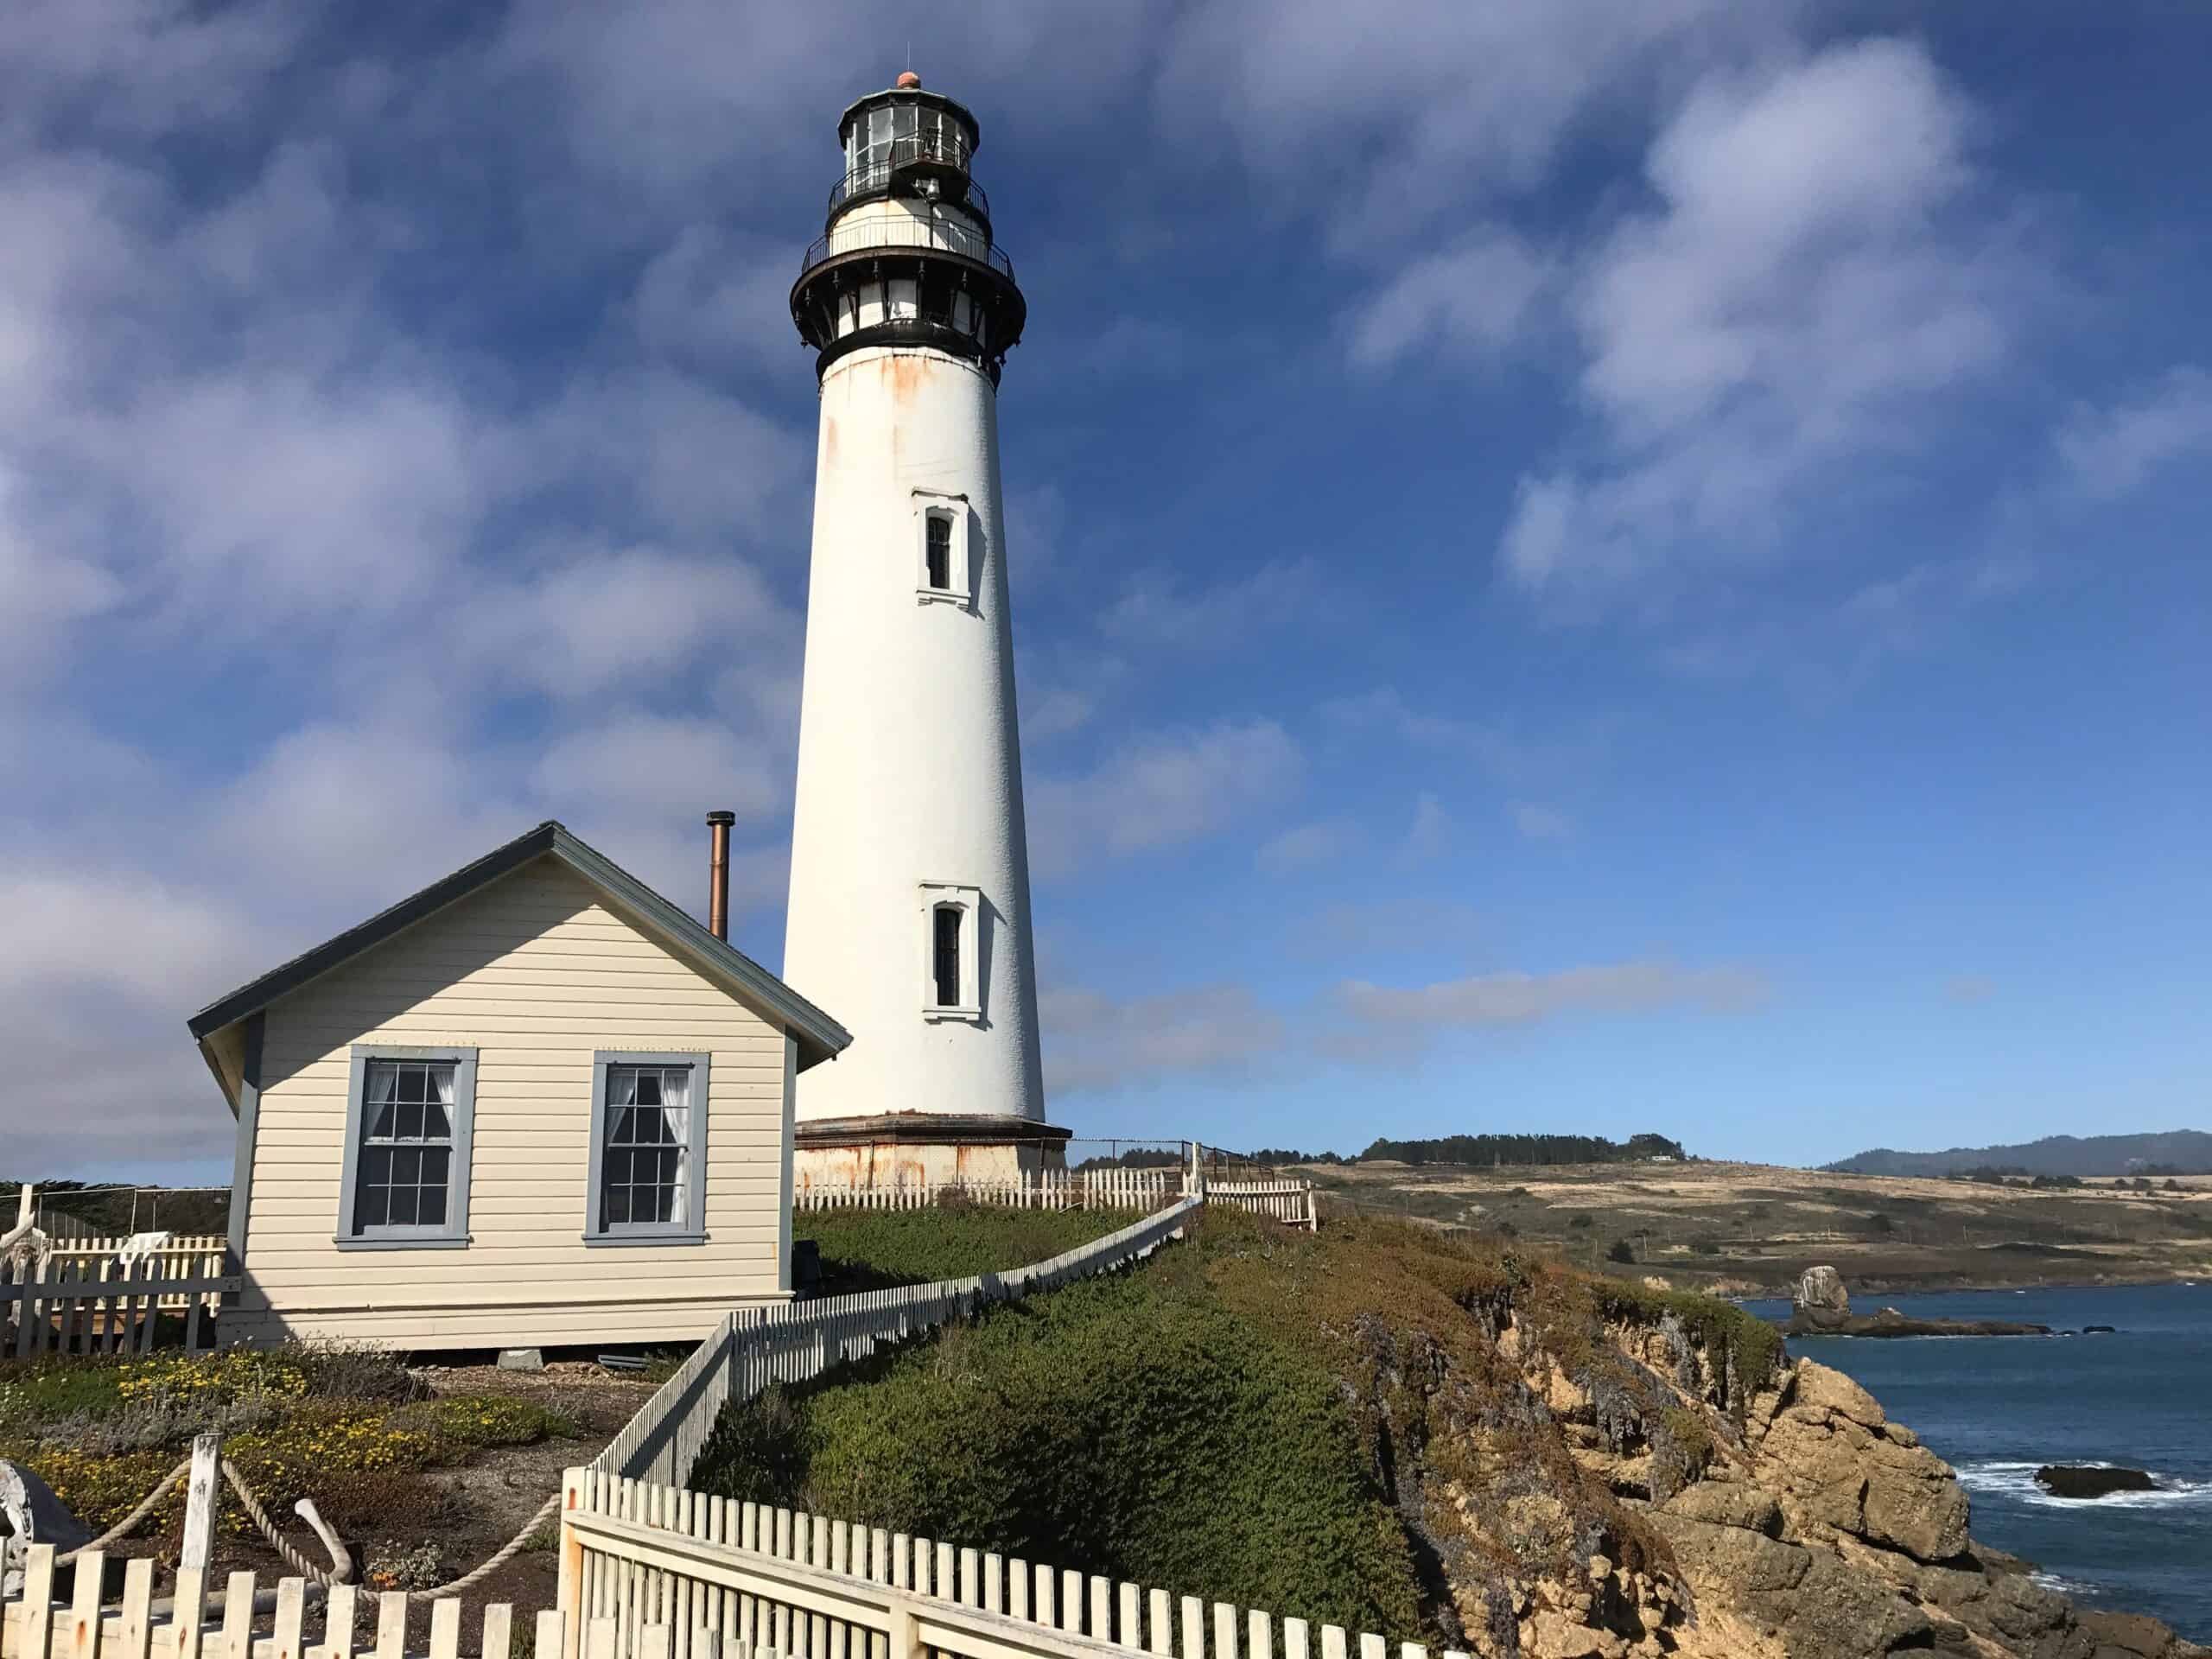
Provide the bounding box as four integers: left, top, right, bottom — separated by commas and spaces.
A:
0, 1344, 578, 1545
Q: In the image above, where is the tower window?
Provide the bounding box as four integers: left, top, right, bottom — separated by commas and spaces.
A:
920, 882, 982, 1020
925, 514, 951, 590
932, 905, 961, 1007
912, 492, 971, 607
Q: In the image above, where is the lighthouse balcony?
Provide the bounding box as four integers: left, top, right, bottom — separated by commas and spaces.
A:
799, 209, 1014, 284
828, 145, 989, 231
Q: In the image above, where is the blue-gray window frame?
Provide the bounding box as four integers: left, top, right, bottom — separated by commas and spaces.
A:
335, 1045, 478, 1250
584, 1050, 710, 1246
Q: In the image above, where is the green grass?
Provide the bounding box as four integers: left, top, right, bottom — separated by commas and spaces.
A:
798, 1203, 1134, 1293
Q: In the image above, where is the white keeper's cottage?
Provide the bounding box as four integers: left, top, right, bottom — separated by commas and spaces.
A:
188, 820, 849, 1351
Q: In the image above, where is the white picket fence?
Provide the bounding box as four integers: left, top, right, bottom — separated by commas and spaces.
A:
553, 1469, 1467, 1659
595, 1199, 1202, 1484
40, 1236, 230, 1315
791, 1170, 1318, 1230
790, 1171, 1183, 1215
1201, 1183, 1318, 1232
0, 1252, 238, 1360
0, 1545, 559, 1659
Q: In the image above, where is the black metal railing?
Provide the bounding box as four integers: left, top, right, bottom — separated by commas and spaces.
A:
827, 142, 990, 223
799, 216, 1015, 283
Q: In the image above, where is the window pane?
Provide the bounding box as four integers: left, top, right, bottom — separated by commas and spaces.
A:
611, 1106, 634, 1144
635, 1071, 662, 1108
397, 1065, 426, 1105
605, 1185, 632, 1225
926, 515, 951, 589
422, 1147, 450, 1187
360, 1147, 393, 1185
355, 1185, 389, 1230
893, 104, 915, 139
606, 1149, 632, 1187
396, 1099, 423, 1141
419, 1186, 447, 1227
391, 1147, 421, 1185
645, 1181, 674, 1224
388, 1185, 419, 1226
934, 905, 962, 1006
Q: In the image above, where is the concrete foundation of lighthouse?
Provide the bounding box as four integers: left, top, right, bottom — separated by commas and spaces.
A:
779, 73, 1067, 1184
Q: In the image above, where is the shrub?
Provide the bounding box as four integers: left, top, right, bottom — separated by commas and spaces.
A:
1567, 1214, 1594, 1230
1606, 1239, 1637, 1264
696, 1229, 1419, 1636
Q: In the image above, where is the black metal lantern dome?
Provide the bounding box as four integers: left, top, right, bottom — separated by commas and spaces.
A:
791, 74, 1027, 386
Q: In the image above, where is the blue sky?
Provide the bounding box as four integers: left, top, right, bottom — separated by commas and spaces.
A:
4, 3, 2208, 1182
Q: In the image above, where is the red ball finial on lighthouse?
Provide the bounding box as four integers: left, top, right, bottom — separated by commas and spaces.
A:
895, 71, 921, 88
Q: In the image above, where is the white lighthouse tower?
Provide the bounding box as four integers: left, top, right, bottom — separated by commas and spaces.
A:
780, 73, 1065, 1185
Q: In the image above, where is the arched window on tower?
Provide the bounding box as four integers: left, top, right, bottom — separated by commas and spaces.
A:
912, 491, 970, 607
920, 881, 982, 1020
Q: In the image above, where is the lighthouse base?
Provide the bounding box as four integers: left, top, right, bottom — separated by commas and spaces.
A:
792, 1112, 1070, 1192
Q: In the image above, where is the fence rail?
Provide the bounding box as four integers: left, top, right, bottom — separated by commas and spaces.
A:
1, 1545, 558, 1659
1, 1252, 237, 1360
555, 1471, 1470, 1659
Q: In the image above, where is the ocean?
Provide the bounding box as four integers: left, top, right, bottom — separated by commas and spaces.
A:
1742, 1283, 2212, 1643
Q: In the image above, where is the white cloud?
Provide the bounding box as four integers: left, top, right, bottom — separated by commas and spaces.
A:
1511, 802, 1574, 842
1502, 38, 2018, 599
2056, 366, 2212, 500
1404, 793, 1452, 862
1340, 959, 1769, 1030
1042, 982, 1286, 1095
1255, 818, 1352, 875
532, 713, 785, 823
1099, 559, 1323, 652
1348, 230, 1552, 369
467, 544, 797, 702
1028, 720, 1303, 878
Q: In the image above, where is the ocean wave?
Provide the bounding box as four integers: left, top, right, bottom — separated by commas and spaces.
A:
1955, 1460, 2212, 1510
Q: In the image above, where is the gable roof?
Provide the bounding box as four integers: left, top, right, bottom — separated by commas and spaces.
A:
186, 820, 851, 1071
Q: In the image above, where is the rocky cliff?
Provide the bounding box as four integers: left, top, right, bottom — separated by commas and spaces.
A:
1450, 1306, 2205, 1659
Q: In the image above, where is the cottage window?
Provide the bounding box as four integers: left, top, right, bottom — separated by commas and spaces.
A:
919, 882, 982, 1020
336, 1046, 478, 1249
586, 1052, 710, 1245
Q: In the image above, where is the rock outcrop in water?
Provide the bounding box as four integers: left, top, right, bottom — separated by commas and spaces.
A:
1793, 1266, 1852, 1331
2036, 1465, 2158, 1499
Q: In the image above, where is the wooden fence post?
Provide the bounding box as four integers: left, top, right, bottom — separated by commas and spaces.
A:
557, 1468, 588, 1659
181, 1433, 223, 1576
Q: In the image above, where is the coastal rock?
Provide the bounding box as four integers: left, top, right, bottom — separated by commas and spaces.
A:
2035, 1465, 2157, 1499
1758, 1360, 1972, 1560
1650, 1512, 1934, 1655
1794, 1266, 1852, 1330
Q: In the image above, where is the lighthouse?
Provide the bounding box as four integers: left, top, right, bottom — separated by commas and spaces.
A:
780, 73, 1066, 1185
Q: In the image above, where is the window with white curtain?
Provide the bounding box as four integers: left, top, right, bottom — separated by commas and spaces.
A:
337, 1046, 477, 1249
587, 1052, 709, 1243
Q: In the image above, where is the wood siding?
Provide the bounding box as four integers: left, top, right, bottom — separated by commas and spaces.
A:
237, 855, 794, 1349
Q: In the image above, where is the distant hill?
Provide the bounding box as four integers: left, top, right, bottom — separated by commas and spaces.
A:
1826, 1130, 2212, 1179
1232, 1132, 1688, 1169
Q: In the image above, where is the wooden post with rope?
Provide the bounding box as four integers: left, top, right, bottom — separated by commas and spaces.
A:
181, 1433, 222, 1573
